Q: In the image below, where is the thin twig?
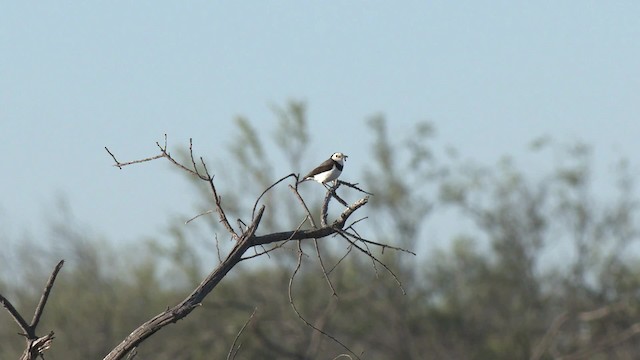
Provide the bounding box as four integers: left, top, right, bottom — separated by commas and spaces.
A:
291, 184, 338, 294
188, 138, 200, 176
336, 230, 407, 295
337, 180, 374, 196
227, 307, 258, 360
341, 231, 416, 255
157, 140, 205, 179
252, 173, 298, 219
214, 234, 223, 263
313, 237, 337, 296
201, 159, 238, 239
105, 147, 163, 169
326, 244, 353, 276
288, 242, 360, 359
185, 210, 214, 225
290, 185, 317, 227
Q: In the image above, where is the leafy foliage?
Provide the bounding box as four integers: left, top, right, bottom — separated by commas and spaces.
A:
2, 103, 640, 359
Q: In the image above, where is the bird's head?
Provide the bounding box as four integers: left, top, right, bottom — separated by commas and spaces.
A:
331, 152, 348, 164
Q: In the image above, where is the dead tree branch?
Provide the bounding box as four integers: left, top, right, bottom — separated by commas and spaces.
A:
102, 138, 383, 360
0, 260, 64, 360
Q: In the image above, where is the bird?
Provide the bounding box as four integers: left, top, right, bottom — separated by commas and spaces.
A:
299, 152, 348, 187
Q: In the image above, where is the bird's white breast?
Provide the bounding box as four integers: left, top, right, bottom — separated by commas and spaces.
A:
313, 165, 341, 183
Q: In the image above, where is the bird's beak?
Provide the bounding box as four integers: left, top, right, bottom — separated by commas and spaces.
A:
344, 155, 348, 161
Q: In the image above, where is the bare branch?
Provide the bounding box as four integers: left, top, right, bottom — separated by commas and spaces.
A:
188, 138, 200, 176
332, 247, 357, 280
340, 230, 416, 256
185, 210, 214, 225
31, 260, 65, 330
105, 147, 163, 169
290, 184, 317, 227
201, 160, 239, 239
336, 230, 407, 295
313, 237, 337, 297
1, 261, 64, 360
0, 294, 31, 337
104, 206, 266, 360
156, 139, 206, 179
252, 197, 369, 247
241, 215, 308, 261
288, 183, 337, 294
288, 242, 360, 359
337, 180, 374, 196
103, 138, 397, 360
252, 173, 298, 219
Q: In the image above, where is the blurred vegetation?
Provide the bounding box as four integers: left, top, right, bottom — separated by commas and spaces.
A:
2, 102, 640, 359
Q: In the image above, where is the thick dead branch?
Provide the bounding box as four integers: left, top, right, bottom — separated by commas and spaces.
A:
104, 206, 266, 360
252, 197, 369, 246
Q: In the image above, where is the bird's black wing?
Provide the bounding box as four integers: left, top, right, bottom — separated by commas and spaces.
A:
303, 158, 335, 179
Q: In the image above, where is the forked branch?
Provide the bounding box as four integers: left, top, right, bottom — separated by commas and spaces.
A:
0, 260, 64, 360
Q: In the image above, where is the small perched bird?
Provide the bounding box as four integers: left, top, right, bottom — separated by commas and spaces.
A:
299, 152, 348, 187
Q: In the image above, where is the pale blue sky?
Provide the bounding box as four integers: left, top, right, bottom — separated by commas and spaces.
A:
1, 2, 639, 248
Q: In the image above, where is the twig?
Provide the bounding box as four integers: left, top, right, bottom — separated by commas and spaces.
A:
337, 180, 374, 196
290, 184, 337, 294
327, 183, 349, 207
158, 139, 206, 179
201, 160, 239, 240
188, 138, 200, 176
252, 173, 298, 220
313, 238, 337, 296
31, 260, 65, 330
340, 231, 416, 256
290, 184, 317, 227
327, 245, 353, 276
227, 307, 258, 360
185, 210, 214, 225
0, 294, 30, 336
336, 230, 407, 295
288, 242, 360, 359
105, 147, 163, 170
